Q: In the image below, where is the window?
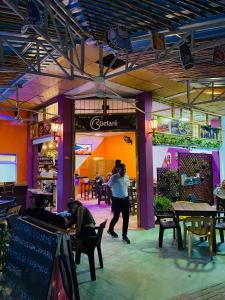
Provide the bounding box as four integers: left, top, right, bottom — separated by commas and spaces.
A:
0, 154, 17, 183
46, 103, 58, 119
38, 103, 58, 121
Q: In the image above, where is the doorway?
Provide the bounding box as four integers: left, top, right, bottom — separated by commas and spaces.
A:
74, 131, 138, 228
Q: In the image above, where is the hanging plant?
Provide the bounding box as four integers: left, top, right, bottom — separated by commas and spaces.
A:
153, 133, 221, 149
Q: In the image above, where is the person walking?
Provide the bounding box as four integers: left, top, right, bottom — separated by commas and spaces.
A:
112, 159, 121, 175
107, 164, 131, 244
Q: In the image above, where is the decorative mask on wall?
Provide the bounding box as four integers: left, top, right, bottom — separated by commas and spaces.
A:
123, 136, 133, 145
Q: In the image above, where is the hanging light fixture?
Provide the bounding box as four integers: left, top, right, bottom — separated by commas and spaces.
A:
51, 122, 59, 140
147, 117, 158, 136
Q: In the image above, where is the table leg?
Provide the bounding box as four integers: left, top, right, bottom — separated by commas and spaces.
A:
81, 184, 83, 199
212, 217, 217, 254
176, 217, 183, 250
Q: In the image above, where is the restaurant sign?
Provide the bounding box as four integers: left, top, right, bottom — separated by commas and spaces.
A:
75, 114, 136, 131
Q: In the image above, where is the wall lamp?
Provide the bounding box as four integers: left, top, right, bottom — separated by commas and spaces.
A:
147, 118, 158, 136
51, 122, 59, 140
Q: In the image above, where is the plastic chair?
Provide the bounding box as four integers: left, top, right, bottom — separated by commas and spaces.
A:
175, 201, 191, 221
72, 219, 107, 281
183, 217, 213, 258
154, 206, 178, 248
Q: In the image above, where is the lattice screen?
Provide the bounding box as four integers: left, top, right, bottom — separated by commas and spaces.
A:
178, 153, 213, 203
157, 168, 179, 201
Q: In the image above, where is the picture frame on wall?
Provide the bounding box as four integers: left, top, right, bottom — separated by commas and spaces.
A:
157, 117, 170, 133
75, 144, 92, 155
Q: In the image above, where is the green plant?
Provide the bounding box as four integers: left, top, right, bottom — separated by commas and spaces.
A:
0, 227, 9, 272
153, 133, 221, 149
159, 169, 179, 200
154, 195, 172, 211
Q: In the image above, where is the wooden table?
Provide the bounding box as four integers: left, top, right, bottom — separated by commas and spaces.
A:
172, 202, 217, 252
28, 189, 53, 196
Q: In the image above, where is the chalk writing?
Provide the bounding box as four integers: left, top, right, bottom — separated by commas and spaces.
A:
11, 235, 53, 260
5, 263, 21, 278
4, 218, 58, 300
14, 221, 56, 246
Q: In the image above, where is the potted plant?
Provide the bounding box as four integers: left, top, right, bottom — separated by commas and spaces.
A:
154, 195, 172, 211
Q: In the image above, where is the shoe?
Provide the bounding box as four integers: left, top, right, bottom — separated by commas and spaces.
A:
107, 230, 118, 238
122, 236, 130, 244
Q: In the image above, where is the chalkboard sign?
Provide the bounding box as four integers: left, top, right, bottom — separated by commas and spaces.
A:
3, 217, 58, 300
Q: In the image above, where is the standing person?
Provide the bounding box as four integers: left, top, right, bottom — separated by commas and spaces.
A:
40, 164, 54, 205
111, 160, 121, 211
40, 164, 54, 190
107, 164, 131, 244
112, 159, 121, 175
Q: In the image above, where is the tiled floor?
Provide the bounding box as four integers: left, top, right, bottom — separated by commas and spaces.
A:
76, 198, 225, 300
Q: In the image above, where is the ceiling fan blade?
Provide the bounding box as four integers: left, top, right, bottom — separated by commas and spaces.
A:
0, 114, 15, 121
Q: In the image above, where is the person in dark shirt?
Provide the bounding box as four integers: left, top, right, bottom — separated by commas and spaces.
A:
95, 173, 104, 204
112, 159, 121, 175
23, 194, 66, 229
66, 200, 96, 238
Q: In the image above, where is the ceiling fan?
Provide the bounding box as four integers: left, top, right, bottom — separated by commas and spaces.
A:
0, 85, 62, 123
0, 85, 37, 124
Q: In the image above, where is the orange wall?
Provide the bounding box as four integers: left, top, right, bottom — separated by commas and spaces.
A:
0, 111, 28, 183
79, 132, 136, 180
104, 132, 136, 178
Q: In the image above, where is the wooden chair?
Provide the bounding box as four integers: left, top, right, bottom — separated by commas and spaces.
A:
154, 206, 178, 248
89, 180, 97, 199
2, 182, 15, 197
72, 219, 107, 281
183, 217, 213, 258
128, 186, 137, 215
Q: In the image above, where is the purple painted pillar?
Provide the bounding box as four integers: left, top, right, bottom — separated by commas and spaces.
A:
136, 92, 155, 229
212, 150, 220, 189
27, 125, 38, 208
57, 95, 74, 211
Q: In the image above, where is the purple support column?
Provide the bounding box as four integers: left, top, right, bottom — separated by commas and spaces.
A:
57, 95, 74, 211
136, 92, 155, 229
212, 150, 220, 189
27, 125, 38, 208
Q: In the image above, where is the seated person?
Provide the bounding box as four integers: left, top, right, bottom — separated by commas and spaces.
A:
95, 173, 104, 203
65, 200, 96, 239
105, 172, 112, 183
23, 194, 66, 229
214, 180, 225, 209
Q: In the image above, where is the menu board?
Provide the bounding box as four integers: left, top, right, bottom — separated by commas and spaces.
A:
4, 218, 58, 300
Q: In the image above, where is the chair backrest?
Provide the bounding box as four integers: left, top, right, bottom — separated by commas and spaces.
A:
184, 217, 213, 236
3, 182, 15, 195
7, 205, 22, 215
96, 219, 107, 246
153, 204, 175, 219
